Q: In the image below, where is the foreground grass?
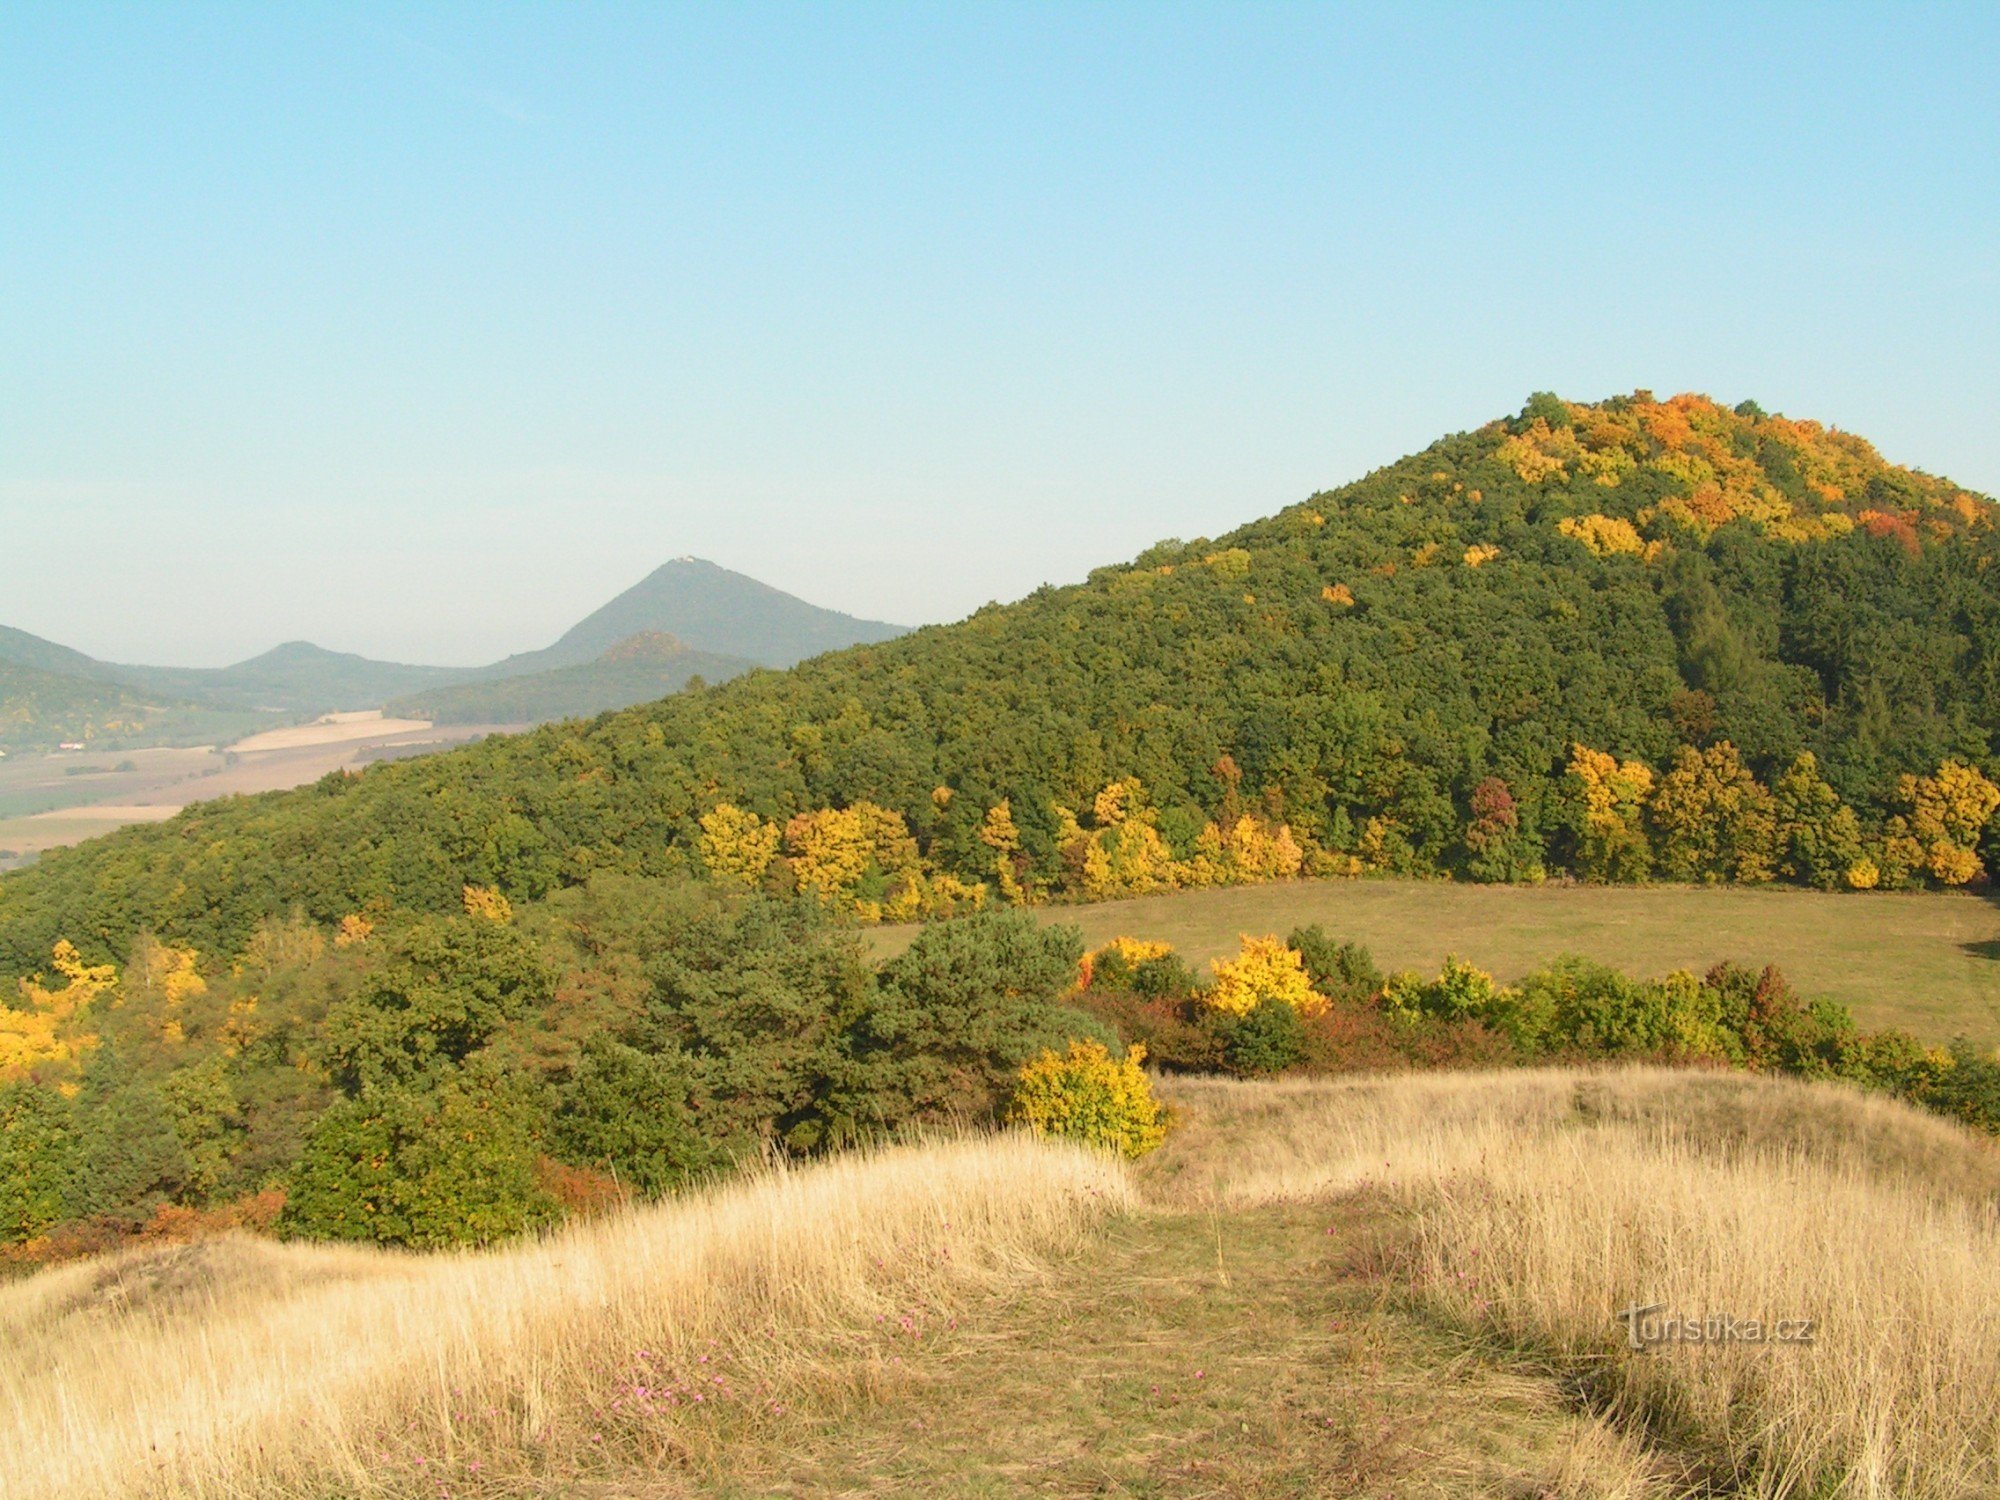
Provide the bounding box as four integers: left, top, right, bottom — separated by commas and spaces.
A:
873, 877, 2000, 1041
0, 1136, 1127, 1500
11, 1067, 2000, 1497
1162, 1070, 2000, 1497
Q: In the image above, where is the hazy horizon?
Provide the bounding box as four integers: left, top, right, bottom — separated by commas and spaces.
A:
6, 4, 1996, 667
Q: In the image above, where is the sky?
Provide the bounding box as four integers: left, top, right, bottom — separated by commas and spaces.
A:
3, 3, 1997, 667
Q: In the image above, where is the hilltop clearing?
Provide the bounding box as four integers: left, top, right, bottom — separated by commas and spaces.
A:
6, 1067, 1996, 1497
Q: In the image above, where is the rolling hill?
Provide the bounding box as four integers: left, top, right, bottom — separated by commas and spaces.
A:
118, 641, 473, 714
0, 636, 266, 753
1, 390, 1996, 976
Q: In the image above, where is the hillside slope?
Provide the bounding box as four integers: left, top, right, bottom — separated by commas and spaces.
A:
120, 642, 473, 715
385, 632, 757, 725
0, 626, 120, 682
1, 391, 1996, 974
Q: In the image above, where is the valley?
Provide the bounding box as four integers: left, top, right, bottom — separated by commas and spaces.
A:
0, 714, 517, 871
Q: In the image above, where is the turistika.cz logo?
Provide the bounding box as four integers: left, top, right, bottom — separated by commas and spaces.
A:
1615, 1303, 1817, 1353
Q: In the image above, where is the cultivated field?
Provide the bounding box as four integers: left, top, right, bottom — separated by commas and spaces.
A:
875, 877, 2000, 1044
7, 1068, 1996, 1497
0, 718, 519, 870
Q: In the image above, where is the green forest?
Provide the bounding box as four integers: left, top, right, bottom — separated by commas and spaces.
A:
2, 391, 1996, 979
6, 389, 2000, 1259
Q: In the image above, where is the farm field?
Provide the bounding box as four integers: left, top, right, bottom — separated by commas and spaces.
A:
0, 716, 520, 871
873, 877, 2000, 1044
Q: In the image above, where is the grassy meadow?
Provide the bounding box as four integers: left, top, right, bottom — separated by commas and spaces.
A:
9, 1067, 2000, 1497
874, 877, 2000, 1044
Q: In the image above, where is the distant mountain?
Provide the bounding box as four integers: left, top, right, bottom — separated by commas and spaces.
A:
120, 643, 472, 715
0, 558, 906, 746
474, 557, 907, 676
387, 632, 756, 726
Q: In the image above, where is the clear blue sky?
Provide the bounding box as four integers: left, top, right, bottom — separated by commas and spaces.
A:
4, 3, 1996, 666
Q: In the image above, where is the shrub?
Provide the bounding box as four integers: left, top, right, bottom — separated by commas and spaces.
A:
1069, 989, 1223, 1073
1082, 936, 1175, 992
281, 1068, 558, 1249
1287, 925, 1381, 1001
1218, 997, 1306, 1076
549, 1037, 718, 1197
1007, 1039, 1167, 1158
1131, 950, 1198, 1000
1207, 935, 1324, 1017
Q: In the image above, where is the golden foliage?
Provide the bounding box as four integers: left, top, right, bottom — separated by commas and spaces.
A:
1206, 934, 1325, 1018
1462, 543, 1501, 568
333, 914, 374, 948
461, 885, 514, 924
1567, 745, 1655, 882
1185, 815, 1305, 888
122, 939, 208, 1047
1497, 418, 1581, 483
1898, 760, 2000, 885
1079, 936, 1174, 990
1007, 1040, 1167, 1158
784, 802, 919, 905
2, 941, 113, 1078
1320, 583, 1356, 607
698, 803, 781, 889
979, 799, 1030, 904
1557, 513, 1646, 557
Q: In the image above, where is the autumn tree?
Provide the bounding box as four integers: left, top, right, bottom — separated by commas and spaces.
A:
1897, 760, 2000, 885
1771, 752, 1865, 889
1206, 935, 1325, 1017
1463, 776, 1542, 883
1565, 746, 1655, 882
1, 940, 114, 1080
699, 803, 781, 889
1648, 741, 1778, 884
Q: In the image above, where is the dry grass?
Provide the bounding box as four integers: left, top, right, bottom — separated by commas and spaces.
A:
1159, 1068, 2000, 1497
0, 1135, 1128, 1500
13, 1067, 2000, 1497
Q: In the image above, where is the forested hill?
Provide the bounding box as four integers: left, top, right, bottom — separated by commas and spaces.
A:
4, 390, 1998, 978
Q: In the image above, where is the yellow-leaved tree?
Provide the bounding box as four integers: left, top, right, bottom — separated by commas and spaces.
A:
1897, 760, 2000, 885
116, 937, 208, 1048
1058, 778, 1180, 900
1567, 745, 1655, 881
979, 799, 1032, 904
783, 801, 925, 919
1185, 814, 1305, 887
1, 940, 115, 1079
698, 803, 781, 889
1206, 934, 1325, 1017
462, 885, 515, 923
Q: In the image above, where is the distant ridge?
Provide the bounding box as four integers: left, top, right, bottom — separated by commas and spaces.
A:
119, 642, 470, 714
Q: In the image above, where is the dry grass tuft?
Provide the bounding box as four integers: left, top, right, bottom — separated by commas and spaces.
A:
1159, 1067, 2000, 1496
0, 1134, 1128, 1499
